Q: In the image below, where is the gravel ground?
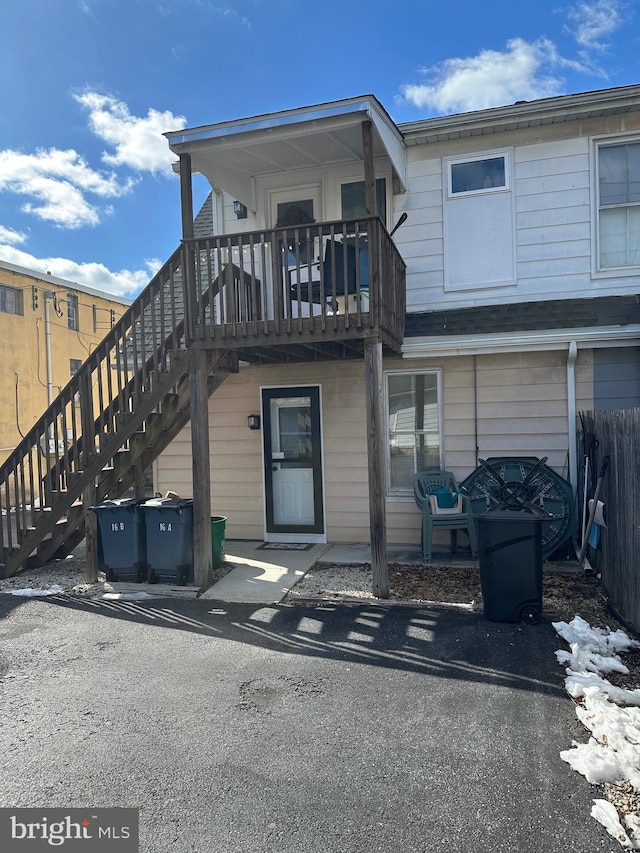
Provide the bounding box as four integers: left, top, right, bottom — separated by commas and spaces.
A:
286, 559, 613, 626
0, 556, 232, 597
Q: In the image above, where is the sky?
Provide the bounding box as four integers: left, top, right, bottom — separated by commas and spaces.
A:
1, 0, 639, 299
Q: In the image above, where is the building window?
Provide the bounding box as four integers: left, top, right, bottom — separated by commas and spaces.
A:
598, 141, 640, 270
341, 178, 387, 225
0, 284, 24, 315
67, 293, 79, 330
386, 372, 441, 492
448, 155, 507, 196
69, 358, 82, 377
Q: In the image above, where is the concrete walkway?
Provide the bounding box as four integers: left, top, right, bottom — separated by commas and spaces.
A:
200, 541, 332, 603
202, 540, 473, 603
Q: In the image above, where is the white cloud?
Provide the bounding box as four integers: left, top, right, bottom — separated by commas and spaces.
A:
399, 0, 627, 115
0, 225, 27, 245
73, 91, 187, 176
0, 148, 133, 228
566, 0, 623, 52
400, 38, 564, 114
0, 243, 160, 298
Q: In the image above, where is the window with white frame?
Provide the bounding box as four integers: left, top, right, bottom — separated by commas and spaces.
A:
386, 371, 441, 492
448, 154, 508, 197
597, 140, 640, 270
443, 150, 515, 291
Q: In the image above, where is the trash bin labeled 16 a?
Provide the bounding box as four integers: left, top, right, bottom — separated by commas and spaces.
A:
142, 497, 194, 585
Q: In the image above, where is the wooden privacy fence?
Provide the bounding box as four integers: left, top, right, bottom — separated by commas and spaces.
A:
581, 408, 640, 633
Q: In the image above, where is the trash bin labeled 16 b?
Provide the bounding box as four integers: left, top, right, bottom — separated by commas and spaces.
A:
91, 498, 148, 583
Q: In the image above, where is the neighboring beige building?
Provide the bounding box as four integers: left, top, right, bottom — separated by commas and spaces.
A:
0, 260, 130, 463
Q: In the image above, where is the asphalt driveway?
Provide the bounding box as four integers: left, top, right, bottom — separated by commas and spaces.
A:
0, 595, 615, 852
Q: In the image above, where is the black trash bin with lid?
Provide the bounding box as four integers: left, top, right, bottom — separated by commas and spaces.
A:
142, 497, 193, 585
90, 498, 147, 582
475, 511, 543, 624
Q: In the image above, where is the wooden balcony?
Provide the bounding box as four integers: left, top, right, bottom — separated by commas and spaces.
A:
183, 216, 406, 362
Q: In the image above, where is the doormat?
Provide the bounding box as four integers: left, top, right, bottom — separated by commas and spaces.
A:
256, 543, 315, 551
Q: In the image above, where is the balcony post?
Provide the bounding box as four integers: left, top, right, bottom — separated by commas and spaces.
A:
364, 337, 388, 597
361, 120, 377, 217
180, 153, 213, 590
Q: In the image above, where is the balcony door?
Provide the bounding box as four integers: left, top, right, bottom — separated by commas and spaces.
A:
262, 386, 325, 541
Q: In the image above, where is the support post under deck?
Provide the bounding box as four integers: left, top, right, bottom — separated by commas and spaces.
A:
364, 338, 388, 598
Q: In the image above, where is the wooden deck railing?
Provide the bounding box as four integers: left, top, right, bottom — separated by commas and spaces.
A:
184, 216, 406, 350
0, 246, 189, 561
0, 214, 406, 571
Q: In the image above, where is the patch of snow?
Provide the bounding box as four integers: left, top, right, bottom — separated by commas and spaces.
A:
555, 615, 640, 849
591, 799, 634, 849
97, 592, 157, 601
7, 584, 65, 597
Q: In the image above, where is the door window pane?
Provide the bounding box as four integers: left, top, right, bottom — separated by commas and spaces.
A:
341, 178, 386, 225
277, 405, 312, 458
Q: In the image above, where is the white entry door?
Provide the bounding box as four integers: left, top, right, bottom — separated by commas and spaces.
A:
262, 386, 324, 538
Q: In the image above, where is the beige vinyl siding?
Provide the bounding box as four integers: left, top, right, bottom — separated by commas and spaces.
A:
155, 349, 590, 545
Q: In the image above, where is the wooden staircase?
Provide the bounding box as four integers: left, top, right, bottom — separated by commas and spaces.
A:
0, 245, 235, 579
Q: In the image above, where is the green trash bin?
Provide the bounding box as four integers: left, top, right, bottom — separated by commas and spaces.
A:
211, 516, 227, 569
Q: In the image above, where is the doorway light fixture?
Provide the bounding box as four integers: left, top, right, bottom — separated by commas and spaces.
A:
233, 200, 248, 219
247, 414, 261, 430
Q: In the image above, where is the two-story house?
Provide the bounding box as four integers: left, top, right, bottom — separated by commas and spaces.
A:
2, 84, 639, 588
155, 85, 640, 555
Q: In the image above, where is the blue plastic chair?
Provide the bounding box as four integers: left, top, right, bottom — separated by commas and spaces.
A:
413, 470, 479, 563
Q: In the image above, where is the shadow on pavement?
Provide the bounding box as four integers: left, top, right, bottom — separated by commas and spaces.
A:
0, 592, 567, 699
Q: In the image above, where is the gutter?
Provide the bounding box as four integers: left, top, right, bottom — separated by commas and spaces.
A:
402, 325, 640, 358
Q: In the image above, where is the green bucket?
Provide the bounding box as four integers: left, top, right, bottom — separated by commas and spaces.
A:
211, 516, 227, 569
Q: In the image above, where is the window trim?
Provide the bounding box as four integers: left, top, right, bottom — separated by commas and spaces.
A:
593, 134, 640, 277
445, 151, 511, 199
67, 292, 79, 331
384, 369, 443, 498
0, 283, 24, 316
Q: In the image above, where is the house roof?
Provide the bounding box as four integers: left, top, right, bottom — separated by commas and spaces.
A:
165, 96, 407, 207
0, 259, 131, 305
398, 84, 640, 145
403, 295, 640, 356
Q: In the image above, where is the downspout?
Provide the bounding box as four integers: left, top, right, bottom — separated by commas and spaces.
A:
44, 291, 54, 408
567, 341, 578, 497
473, 355, 479, 467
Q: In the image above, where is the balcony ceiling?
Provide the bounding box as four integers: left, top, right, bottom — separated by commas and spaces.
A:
165, 96, 406, 208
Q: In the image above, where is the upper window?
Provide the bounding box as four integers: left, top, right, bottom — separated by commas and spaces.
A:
449, 155, 508, 197
0, 284, 23, 315
341, 178, 387, 226
598, 141, 640, 270
386, 372, 441, 493
67, 293, 79, 331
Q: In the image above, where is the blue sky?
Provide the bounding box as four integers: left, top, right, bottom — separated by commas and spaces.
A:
1, 0, 638, 298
